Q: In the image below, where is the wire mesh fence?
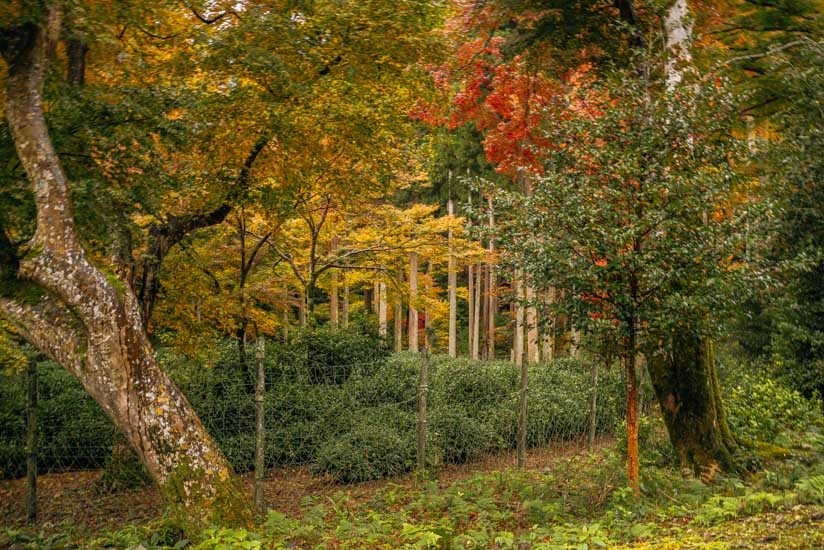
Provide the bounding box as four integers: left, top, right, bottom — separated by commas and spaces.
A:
1, 338, 626, 525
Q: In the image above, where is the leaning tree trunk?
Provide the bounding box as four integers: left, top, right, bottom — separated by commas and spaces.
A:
0, 8, 251, 527
648, 336, 738, 478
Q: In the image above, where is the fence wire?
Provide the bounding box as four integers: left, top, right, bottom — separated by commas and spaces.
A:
0, 344, 625, 526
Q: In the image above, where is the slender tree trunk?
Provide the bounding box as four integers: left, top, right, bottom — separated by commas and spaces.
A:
486, 195, 496, 359
514, 270, 524, 365
281, 289, 290, 341
481, 263, 490, 359
447, 199, 457, 357
473, 264, 482, 360
468, 265, 475, 357
526, 285, 538, 364
330, 238, 339, 327
424, 260, 433, 351
378, 279, 387, 337
0, 9, 250, 525
542, 288, 554, 362
342, 281, 350, 328
408, 252, 419, 352
26, 360, 37, 525
394, 266, 404, 352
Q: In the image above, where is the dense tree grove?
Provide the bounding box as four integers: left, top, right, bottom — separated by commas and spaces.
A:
0, 0, 822, 540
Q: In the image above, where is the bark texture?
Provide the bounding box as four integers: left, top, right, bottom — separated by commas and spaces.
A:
0, 8, 250, 526
648, 337, 738, 478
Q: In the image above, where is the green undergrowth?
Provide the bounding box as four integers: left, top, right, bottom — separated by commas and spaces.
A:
4, 429, 823, 549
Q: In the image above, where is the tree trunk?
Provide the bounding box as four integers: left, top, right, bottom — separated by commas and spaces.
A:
0, 9, 251, 526
342, 281, 350, 328
378, 279, 387, 337
394, 266, 404, 352
330, 238, 339, 327
486, 195, 496, 359
514, 270, 524, 365
424, 260, 433, 351
468, 265, 475, 357
473, 265, 481, 360
526, 285, 539, 364
408, 252, 419, 352
648, 336, 738, 478
447, 199, 457, 357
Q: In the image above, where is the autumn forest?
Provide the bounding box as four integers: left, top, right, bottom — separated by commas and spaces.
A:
1, 0, 823, 548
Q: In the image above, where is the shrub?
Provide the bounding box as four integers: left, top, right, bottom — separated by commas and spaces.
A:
311, 407, 416, 482
725, 373, 823, 445
0, 361, 113, 479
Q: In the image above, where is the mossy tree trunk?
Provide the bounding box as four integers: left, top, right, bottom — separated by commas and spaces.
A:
0, 7, 252, 527
648, 336, 738, 478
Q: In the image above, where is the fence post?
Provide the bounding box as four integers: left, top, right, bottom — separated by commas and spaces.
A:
254, 335, 266, 512
518, 351, 527, 471
417, 349, 429, 479
589, 359, 599, 451
26, 360, 37, 525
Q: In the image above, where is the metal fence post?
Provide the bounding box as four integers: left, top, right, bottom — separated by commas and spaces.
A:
417, 349, 429, 479
518, 351, 528, 471
254, 335, 266, 512
26, 360, 37, 525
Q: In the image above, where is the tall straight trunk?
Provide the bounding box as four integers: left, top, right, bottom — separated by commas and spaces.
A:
26, 360, 37, 525
424, 260, 433, 351
281, 289, 290, 340
648, 336, 738, 477
394, 297, 403, 352
330, 238, 339, 327
467, 265, 475, 356
481, 263, 490, 359
342, 281, 350, 328
447, 199, 457, 357
408, 252, 419, 352
0, 8, 250, 523
473, 265, 481, 359
394, 266, 404, 352
542, 288, 554, 362
298, 290, 307, 327
486, 195, 496, 359
378, 279, 387, 337
514, 271, 524, 365
526, 285, 538, 364
364, 286, 373, 315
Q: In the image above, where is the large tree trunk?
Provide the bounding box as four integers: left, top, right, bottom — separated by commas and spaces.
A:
648, 336, 738, 478
0, 9, 251, 526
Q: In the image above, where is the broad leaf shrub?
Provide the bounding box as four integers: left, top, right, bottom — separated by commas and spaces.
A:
0, 359, 114, 478
724, 372, 823, 445
1, 329, 623, 483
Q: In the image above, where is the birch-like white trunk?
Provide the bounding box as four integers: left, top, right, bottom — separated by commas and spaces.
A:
447, 199, 457, 357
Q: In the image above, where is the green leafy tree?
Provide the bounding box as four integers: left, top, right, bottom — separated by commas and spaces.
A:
500, 68, 750, 481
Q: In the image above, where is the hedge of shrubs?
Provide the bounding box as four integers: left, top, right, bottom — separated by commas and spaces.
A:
2, 327, 626, 483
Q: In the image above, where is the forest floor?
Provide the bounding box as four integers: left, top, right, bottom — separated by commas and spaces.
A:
2, 436, 823, 549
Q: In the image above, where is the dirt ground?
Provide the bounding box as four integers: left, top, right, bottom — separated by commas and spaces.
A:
0, 439, 599, 535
